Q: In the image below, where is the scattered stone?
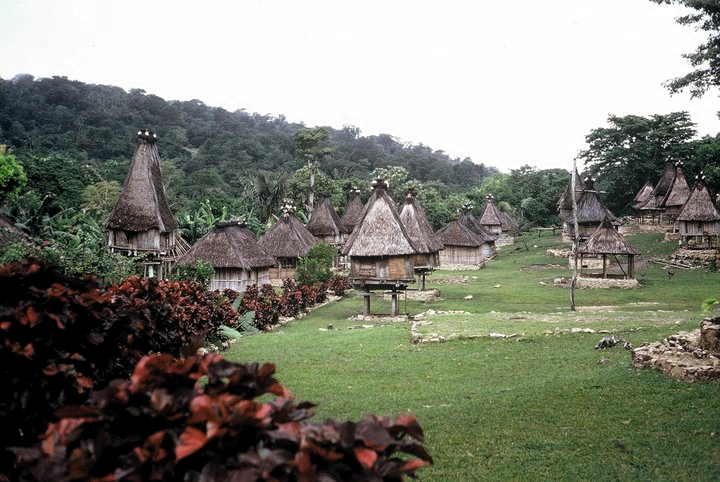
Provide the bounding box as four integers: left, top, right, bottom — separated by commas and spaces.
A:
489, 333, 506, 338
598, 358, 613, 365
464, 295, 473, 300
595, 335, 631, 349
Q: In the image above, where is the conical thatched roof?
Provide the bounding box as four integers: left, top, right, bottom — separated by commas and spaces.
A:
676, 179, 720, 222
563, 178, 619, 225
306, 194, 346, 237
633, 180, 654, 210
649, 160, 676, 208
259, 200, 317, 258
341, 178, 419, 257
436, 218, 485, 247
398, 189, 444, 254
557, 169, 584, 211
479, 194, 502, 228
578, 219, 639, 255
661, 165, 691, 208
105, 130, 178, 232
175, 221, 275, 270
457, 203, 497, 242
340, 188, 364, 233
498, 210, 519, 233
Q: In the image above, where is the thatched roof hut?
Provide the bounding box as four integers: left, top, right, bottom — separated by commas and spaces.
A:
340, 188, 364, 234
641, 160, 676, 218
578, 218, 640, 279
563, 177, 619, 240
557, 169, 584, 218
660, 163, 691, 218
104, 130, 179, 277
675, 177, 720, 245
175, 220, 275, 292
457, 201, 497, 258
436, 218, 486, 267
479, 194, 503, 235
258, 199, 317, 279
306, 193, 346, 246
633, 180, 654, 210
398, 188, 444, 270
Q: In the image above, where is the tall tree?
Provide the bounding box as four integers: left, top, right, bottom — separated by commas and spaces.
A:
293, 127, 334, 213
578, 112, 696, 214
651, 0, 720, 98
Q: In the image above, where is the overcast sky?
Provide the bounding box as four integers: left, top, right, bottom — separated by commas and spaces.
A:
1, 0, 719, 173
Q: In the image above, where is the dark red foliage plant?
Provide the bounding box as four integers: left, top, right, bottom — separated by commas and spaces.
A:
14, 354, 432, 481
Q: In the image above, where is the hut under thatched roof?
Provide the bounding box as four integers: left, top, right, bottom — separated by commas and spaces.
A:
340, 188, 364, 234
557, 169, 584, 222
436, 218, 487, 267
563, 177, 619, 241
660, 163, 691, 220
639, 160, 676, 222
105, 130, 180, 277
341, 178, 420, 315
457, 201, 497, 259
578, 218, 640, 280
675, 177, 720, 246
306, 193, 347, 246
633, 180, 654, 211
175, 220, 276, 292
479, 194, 503, 235
258, 199, 317, 280
398, 188, 444, 287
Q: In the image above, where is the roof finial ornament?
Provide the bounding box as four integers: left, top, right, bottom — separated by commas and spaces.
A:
137, 129, 157, 143
371, 177, 389, 190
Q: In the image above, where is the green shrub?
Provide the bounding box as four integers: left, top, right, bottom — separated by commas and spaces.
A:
296, 243, 337, 286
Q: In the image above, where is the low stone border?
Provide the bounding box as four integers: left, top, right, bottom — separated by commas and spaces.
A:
632, 330, 720, 381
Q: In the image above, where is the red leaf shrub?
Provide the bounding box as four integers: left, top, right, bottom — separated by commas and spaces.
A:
327, 275, 351, 297
13, 354, 432, 481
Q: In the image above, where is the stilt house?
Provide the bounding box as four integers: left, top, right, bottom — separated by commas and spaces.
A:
675, 177, 720, 247
577, 218, 640, 280
258, 199, 317, 280
398, 188, 444, 288
174, 220, 275, 292
104, 130, 180, 277
341, 178, 419, 315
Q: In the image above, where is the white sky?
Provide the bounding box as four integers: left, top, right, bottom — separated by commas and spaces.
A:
1, 0, 719, 173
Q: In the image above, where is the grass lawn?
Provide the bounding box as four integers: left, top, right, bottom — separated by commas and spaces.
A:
225, 231, 720, 481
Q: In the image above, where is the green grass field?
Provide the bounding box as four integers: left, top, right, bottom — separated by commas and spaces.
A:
225, 232, 720, 481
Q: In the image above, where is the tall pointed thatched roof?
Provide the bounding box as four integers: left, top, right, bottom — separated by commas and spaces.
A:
661, 164, 691, 209
647, 160, 677, 209
175, 220, 275, 270
676, 178, 720, 222
105, 130, 178, 232
557, 169, 584, 211
457, 201, 497, 242
341, 178, 419, 257
259, 200, 317, 258
498, 210, 519, 233
633, 180, 654, 210
340, 188, 364, 234
436, 218, 485, 247
479, 194, 502, 228
398, 188, 444, 254
563, 178, 619, 225
306, 193, 346, 237
578, 219, 640, 255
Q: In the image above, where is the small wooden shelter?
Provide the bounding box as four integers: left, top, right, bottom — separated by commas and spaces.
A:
563, 177, 619, 241
174, 220, 276, 292
306, 193, 347, 246
341, 178, 419, 316
675, 177, 720, 247
479, 194, 503, 236
639, 160, 676, 223
105, 130, 180, 277
436, 217, 487, 267
340, 187, 364, 234
632, 180, 654, 215
398, 188, 444, 288
457, 201, 497, 259
577, 218, 640, 280
258, 199, 317, 280
660, 163, 691, 222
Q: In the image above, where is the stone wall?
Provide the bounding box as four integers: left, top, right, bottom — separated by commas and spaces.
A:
575, 277, 640, 289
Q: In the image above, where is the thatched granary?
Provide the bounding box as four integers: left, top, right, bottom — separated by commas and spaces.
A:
633, 180, 654, 211
479, 194, 503, 235
105, 130, 180, 277
340, 187, 364, 234
341, 178, 420, 315
174, 220, 275, 292
578, 218, 640, 280
306, 193, 346, 246
457, 201, 497, 259
258, 199, 317, 280
563, 177, 619, 241
661, 163, 691, 221
639, 160, 676, 223
398, 188, 444, 287
675, 177, 720, 246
